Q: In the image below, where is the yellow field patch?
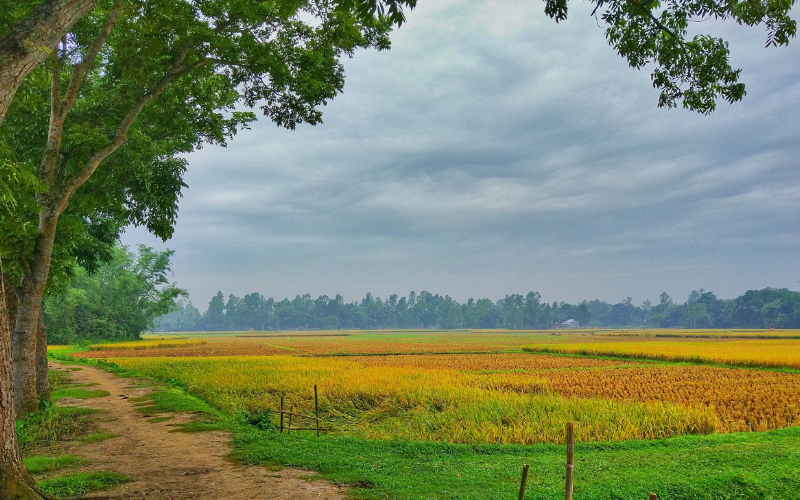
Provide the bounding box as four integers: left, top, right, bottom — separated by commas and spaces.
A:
522, 339, 800, 369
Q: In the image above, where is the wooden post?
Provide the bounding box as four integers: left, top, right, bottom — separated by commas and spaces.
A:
518, 464, 529, 500
649, 494, 658, 500
564, 422, 574, 500
314, 384, 320, 436
288, 405, 294, 433
280, 396, 284, 433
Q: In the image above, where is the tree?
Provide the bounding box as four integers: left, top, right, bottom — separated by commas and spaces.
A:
323, 315, 339, 329
204, 292, 225, 332
0, 0, 99, 127
544, 0, 797, 113
2, 0, 417, 415
0, 145, 54, 500
687, 302, 709, 328
43, 244, 185, 344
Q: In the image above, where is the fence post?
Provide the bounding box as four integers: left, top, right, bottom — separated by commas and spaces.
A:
518, 464, 529, 500
564, 422, 574, 500
280, 396, 284, 433
288, 405, 294, 433
649, 494, 658, 500
314, 384, 320, 436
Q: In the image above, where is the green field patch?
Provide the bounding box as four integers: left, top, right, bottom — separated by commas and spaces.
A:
169, 420, 226, 433
232, 426, 800, 500
17, 406, 97, 451
78, 431, 118, 443
39, 471, 129, 497
52, 388, 110, 402
23, 455, 88, 474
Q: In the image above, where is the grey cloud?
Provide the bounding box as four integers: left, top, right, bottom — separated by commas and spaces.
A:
122, 0, 800, 306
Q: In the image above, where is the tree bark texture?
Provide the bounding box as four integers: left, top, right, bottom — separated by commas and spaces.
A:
0, 0, 97, 128
12, 216, 57, 417
35, 311, 48, 402
0, 258, 46, 500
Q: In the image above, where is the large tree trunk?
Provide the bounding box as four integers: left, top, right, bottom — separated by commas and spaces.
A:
0, 258, 47, 500
12, 217, 57, 417
0, 0, 97, 128
35, 311, 48, 402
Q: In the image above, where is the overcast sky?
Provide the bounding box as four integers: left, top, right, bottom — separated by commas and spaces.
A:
122, 0, 800, 308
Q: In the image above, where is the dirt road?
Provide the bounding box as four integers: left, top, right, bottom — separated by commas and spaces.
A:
50, 362, 346, 499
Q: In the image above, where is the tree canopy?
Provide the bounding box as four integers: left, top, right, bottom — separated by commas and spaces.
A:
545, 0, 797, 113
43, 244, 185, 344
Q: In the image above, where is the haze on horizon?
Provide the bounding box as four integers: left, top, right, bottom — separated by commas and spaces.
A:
121, 0, 800, 307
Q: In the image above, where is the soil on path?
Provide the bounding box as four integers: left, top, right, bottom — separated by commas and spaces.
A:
50, 362, 347, 500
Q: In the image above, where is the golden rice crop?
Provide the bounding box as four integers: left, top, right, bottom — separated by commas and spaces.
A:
78, 340, 285, 358
538, 365, 800, 432
355, 353, 634, 371
522, 339, 800, 369
593, 329, 800, 338
87, 339, 207, 351
109, 354, 720, 445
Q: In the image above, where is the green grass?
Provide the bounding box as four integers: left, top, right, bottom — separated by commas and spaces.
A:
39, 471, 129, 496
232, 426, 800, 500
51, 388, 110, 402
16, 406, 96, 451
78, 431, 118, 443
168, 420, 226, 433
23, 455, 88, 474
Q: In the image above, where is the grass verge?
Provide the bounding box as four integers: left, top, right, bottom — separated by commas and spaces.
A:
39, 471, 129, 496
23, 455, 88, 474
51, 388, 111, 402
78, 431, 118, 443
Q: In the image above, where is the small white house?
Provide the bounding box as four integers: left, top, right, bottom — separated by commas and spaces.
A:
556, 319, 580, 329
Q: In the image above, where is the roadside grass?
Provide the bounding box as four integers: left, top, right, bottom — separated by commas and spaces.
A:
78, 431, 118, 443
16, 403, 97, 451
49, 351, 800, 500
232, 426, 800, 500
39, 471, 130, 497
51, 388, 111, 402
23, 455, 88, 474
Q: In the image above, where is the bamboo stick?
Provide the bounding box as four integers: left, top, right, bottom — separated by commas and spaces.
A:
518, 464, 529, 500
565, 422, 574, 500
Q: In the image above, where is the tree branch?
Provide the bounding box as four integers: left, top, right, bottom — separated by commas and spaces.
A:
61, 0, 123, 122
0, 0, 98, 127
56, 47, 200, 212
38, 1, 123, 207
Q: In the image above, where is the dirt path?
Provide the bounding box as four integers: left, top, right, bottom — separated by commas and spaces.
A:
50, 362, 347, 500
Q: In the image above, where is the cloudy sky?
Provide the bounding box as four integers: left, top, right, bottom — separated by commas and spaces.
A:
122, 0, 800, 308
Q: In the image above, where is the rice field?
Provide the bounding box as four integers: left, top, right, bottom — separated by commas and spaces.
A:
522, 339, 800, 369
65, 330, 800, 448
86, 339, 207, 351
109, 355, 719, 444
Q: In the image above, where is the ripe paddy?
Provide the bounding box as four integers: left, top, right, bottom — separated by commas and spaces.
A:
72, 330, 800, 445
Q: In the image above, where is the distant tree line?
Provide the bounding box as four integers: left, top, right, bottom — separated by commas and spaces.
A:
155, 287, 800, 331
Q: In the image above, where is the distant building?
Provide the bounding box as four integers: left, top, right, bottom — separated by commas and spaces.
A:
555, 319, 580, 329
